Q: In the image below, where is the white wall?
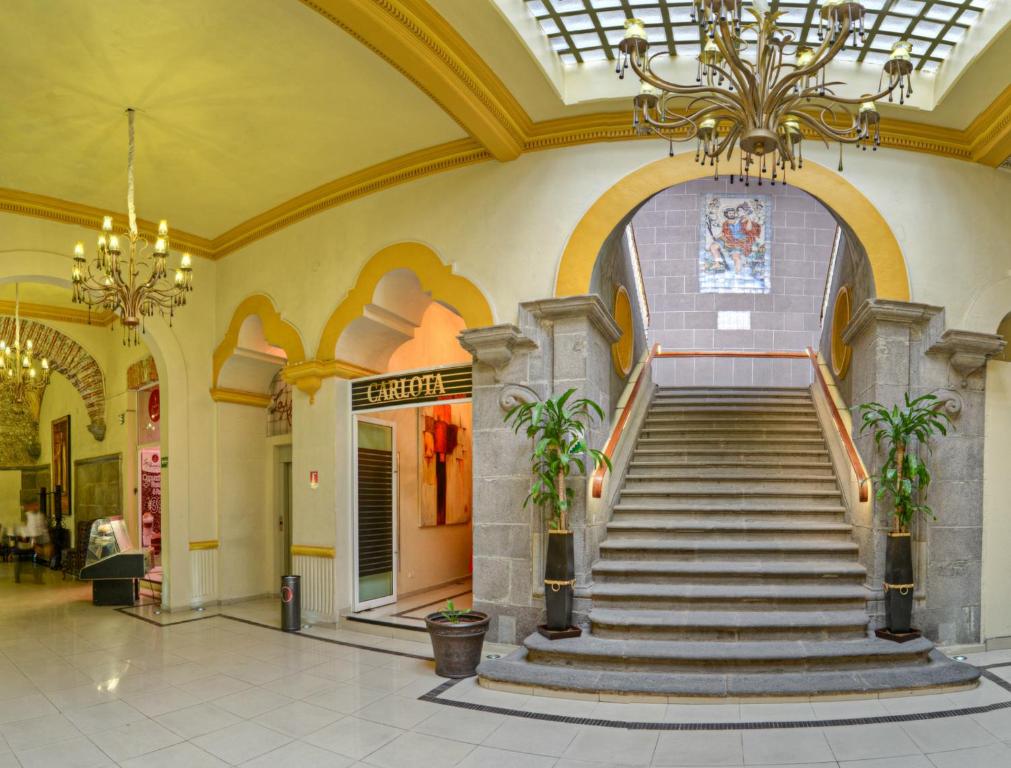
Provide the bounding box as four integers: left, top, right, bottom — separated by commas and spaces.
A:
983, 359, 1011, 642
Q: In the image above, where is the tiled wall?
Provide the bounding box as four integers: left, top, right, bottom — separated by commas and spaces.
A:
632, 178, 837, 388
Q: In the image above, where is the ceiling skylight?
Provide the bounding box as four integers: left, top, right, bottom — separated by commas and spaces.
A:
524, 0, 985, 69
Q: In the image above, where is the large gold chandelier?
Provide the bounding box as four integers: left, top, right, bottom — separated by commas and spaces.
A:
618, 0, 915, 184
72, 108, 193, 345
0, 285, 50, 404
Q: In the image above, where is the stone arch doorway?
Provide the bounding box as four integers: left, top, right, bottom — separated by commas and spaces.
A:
553, 154, 910, 304
0, 249, 190, 609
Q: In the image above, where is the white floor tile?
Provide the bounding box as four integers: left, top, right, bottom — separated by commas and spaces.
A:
64, 699, 146, 734
483, 716, 582, 757
456, 745, 556, 768
363, 731, 475, 768
118, 741, 230, 768
414, 705, 506, 743
0, 712, 82, 751
925, 742, 1011, 767
563, 726, 660, 766
192, 719, 293, 764
15, 735, 114, 768
87, 717, 182, 761
253, 699, 342, 738
154, 702, 242, 739
900, 717, 997, 753
303, 715, 403, 759
823, 723, 920, 762
742, 728, 835, 765
240, 739, 356, 767
654, 731, 743, 766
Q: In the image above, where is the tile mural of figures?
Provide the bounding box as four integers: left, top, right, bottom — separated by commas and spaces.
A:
699, 193, 772, 294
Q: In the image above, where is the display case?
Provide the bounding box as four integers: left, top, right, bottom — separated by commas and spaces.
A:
79, 517, 147, 605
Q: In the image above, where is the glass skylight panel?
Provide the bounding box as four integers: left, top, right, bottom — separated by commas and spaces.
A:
523, 0, 980, 68
563, 14, 595, 31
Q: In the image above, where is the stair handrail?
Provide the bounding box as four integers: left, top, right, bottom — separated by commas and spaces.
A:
591, 343, 660, 499
806, 347, 870, 502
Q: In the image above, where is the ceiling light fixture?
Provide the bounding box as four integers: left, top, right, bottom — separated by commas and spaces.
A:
0, 284, 50, 403
618, 0, 914, 184
72, 108, 193, 345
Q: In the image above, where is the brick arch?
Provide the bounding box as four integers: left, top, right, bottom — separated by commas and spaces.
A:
0, 317, 106, 440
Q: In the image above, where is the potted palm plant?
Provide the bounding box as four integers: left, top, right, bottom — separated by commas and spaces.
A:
425, 600, 490, 678
859, 393, 951, 639
505, 389, 610, 638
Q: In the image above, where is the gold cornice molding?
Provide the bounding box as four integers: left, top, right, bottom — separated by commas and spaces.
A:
968, 84, 1011, 167
282, 357, 378, 403
209, 387, 272, 408
298, 0, 529, 162
0, 300, 115, 327
189, 540, 219, 551
291, 544, 336, 558
211, 138, 490, 258
0, 187, 214, 258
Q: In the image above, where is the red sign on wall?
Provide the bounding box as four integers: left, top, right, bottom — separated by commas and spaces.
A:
148, 387, 161, 423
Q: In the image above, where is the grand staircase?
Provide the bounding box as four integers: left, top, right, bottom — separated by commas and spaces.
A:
478, 386, 980, 698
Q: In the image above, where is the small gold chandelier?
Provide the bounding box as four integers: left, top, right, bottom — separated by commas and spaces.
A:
0, 284, 50, 403
72, 108, 193, 345
618, 0, 915, 185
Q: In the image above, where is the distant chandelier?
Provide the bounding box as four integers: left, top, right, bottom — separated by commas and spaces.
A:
617, 0, 915, 184
0, 284, 50, 403
72, 108, 193, 345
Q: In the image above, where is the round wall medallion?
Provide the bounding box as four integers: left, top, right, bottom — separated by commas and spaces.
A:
831, 284, 853, 379
612, 285, 634, 377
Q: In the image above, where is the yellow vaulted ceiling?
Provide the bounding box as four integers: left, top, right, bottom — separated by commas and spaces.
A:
0, 0, 1008, 264
0, 0, 464, 236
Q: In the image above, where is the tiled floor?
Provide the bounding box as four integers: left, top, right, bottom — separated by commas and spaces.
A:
3, 564, 1011, 767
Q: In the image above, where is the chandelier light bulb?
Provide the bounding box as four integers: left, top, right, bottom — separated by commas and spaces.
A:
154, 237, 167, 255
108, 234, 120, 252
158, 219, 168, 237
102, 216, 113, 232
796, 46, 815, 68
73, 242, 85, 259
180, 252, 192, 269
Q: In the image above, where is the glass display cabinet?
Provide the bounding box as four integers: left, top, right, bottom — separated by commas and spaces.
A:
78, 517, 147, 605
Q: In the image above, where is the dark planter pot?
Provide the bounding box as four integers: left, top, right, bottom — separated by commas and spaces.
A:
545, 530, 575, 631
425, 611, 490, 678
885, 531, 914, 633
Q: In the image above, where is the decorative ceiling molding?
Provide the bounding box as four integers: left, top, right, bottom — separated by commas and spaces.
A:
968, 84, 1011, 166
298, 0, 530, 162
0, 187, 214, 258
211, 138, 490, 258
0, 299, 115, 328
209, 387, 273, 408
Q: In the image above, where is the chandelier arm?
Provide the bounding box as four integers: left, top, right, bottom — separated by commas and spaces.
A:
802, 82, 900, 105
646, 102, 731, 134
767, 17, 852, 106
712, 123, 743, 159
711, 18, 758, 104
790, 110, 863, 145
629, 56, 747, 112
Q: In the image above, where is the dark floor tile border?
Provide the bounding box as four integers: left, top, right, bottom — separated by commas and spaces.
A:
113, 607, 1011, 732
419, 679, 1011, 731
114, 605, 217, 627
344, 614, 427, 633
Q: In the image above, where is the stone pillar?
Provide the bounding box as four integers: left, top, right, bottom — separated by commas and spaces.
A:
843, 299, 1004, 644
461, 296, 620, 644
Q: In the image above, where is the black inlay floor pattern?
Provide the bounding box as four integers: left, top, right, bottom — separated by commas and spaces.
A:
117, 606, 1010, 732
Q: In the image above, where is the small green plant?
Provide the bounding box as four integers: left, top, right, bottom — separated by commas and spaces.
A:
859, 393, 952, 531
504, 389, 611, 531
442, 600, 463, 624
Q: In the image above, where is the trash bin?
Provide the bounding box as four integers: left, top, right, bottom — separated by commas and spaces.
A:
281, 574, 301, 632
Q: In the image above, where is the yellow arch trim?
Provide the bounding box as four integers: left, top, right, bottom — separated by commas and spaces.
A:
212, 294, 307, 389
554, 154, 910, 302
316, 242, 494, 360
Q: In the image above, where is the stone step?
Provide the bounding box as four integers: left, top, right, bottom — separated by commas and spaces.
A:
654, 391, 812, 401
640, 427, 825, 440
649, 405, 816, 416
637, 436, 826, 448
522, 633, 932, 673
477, 648, 981, 697
645, 412, 819, 423
619, 490, 843, 506
592, 559, 867, 585
606, 518, 853, 540
647, 398, 812, 410
623, 473, 838, 486
611, 501, 848, 520
656, 387, 811, 396
589, 607, 869, 641
620, 479, 841, 494
643, 421, 822, 434
632, 448, 830, 460
591, 582, 868, 611
629, 458, 833, 470
598, 538, 859, 561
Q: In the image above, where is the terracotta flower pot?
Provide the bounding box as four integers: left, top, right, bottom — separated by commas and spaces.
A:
425, 611, 490, 678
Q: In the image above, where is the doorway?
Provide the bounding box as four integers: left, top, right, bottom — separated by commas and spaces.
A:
353, 416, 397, 611
275, 444, 293, 579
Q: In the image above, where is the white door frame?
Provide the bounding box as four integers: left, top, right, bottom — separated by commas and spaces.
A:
352, 415, 398, 612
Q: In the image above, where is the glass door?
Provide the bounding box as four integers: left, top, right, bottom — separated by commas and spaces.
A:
353, 417, 397, 610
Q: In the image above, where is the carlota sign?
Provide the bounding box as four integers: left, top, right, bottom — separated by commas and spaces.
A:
351, 365, 472, 412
